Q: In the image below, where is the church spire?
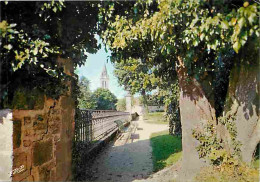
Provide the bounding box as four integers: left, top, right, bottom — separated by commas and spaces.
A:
101, 64, 108, 78
100, 64, 109, 89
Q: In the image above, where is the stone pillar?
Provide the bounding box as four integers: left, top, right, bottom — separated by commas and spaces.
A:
0, 109, 13, 181
125, 90, 132, 113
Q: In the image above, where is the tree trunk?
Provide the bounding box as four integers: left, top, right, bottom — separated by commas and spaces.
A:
224, 47, 260, 163
141, 90, 149, 113
176, 57, 216, 180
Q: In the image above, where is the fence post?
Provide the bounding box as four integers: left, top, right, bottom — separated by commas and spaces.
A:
89, 110, 93, 142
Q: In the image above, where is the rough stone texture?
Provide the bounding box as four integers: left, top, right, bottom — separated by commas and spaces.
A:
9, 57, 75, 181
13, 152, 29, 181
0, 109, 13, 181
55, 96, 75, 181
33, 140, 53, 166
13, 119, 22, 149
224, 57, 260, 163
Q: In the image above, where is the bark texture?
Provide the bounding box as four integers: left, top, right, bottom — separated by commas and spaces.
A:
224, 51, 260, 163
176, 58, 216, 180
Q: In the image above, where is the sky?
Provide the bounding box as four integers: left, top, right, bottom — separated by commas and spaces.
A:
76, 37, 126, 99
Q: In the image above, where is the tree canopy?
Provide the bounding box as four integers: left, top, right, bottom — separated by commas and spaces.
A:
101, 0, 259, 85
116, 98, 126, 111
92, 88, 118, 110
0, 1, 100, 107
77, 76, 97, 109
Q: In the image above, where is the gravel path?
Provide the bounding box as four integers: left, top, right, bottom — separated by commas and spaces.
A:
88, 116, 168, 182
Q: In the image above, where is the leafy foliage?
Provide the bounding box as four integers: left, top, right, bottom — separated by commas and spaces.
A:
77, 78, 118, 110
146, 92, 165, 106
114, 58, 158, 94
192, 99, 243, 166
192, 118, 258, 182
92, 88, 117, 110
116, 98, 126, 111
192, 122, 230, 166
195, 164, 259, 182
163, 83, 181, 136
0, 1, 100, 108
100, 0, 259, 89
0, 20, 60, 73
77, 76, 96, 109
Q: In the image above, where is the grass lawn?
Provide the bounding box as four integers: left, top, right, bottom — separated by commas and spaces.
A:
143, 112, 168, 125
150, 130, 182, 172
253, 159, 259, 169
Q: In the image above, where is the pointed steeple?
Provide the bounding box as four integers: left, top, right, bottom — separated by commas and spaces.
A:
101, 64, 109, 78
100, 64, 109, 89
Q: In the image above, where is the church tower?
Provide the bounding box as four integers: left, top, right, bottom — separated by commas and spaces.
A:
100, 65, 109, 89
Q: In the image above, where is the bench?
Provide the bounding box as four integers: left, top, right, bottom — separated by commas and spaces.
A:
114, 120, 127, 132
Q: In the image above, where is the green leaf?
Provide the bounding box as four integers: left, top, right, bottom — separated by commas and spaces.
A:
9, 23, 17, 28
248, 12, 256, 25
200, 33, 205, 41
231, 18, 237, 26
4, 44, 13, 50
221, 20, 229, 29
238, 17, 246, 28
53, 7, 57, 13
33, 48, 38, 55
233, 41, 241, 53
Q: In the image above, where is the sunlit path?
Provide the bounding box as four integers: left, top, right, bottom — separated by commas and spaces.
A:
88, 116, 168, 182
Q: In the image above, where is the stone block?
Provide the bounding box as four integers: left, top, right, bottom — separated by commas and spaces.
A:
21, 175, 34, 181
54, 135, 60, 142
13, 120, 22, 149
50, 168, 56, 181
50, 121, 60, 134
33, 139, 53, 166
23, 140, 31, 147
24, 117, 31, 125
13, 152, 27, 171
33, 114, 47, 132
52, 109, 61, 115
12, 152, 29, 181
24, 129, 31, 137
30, 167, 40, 181
46, 160, 56, 170
39, 166, 51, 181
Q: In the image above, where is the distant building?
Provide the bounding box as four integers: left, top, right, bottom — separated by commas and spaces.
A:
100, 65, 109, 89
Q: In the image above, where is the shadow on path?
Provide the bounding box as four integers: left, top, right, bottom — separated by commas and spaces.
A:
84, 116, 169, 182
87, 139, 153, 182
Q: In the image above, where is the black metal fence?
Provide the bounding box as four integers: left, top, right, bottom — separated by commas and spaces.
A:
74, 109, 130, 144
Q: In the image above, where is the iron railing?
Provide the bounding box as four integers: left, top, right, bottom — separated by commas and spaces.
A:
75, 109, 130, 144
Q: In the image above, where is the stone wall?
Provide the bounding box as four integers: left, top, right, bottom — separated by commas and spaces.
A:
0, 58, 75, 181
11, 96, 75, 181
